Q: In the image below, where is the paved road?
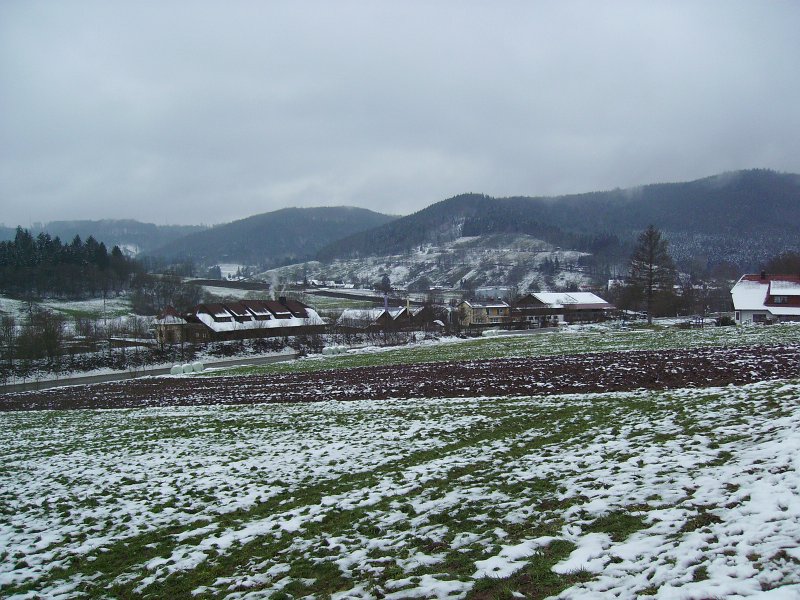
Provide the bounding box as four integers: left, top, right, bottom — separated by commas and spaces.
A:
0, 352, 299, 394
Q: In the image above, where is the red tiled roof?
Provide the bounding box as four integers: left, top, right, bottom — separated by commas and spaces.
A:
239, 300, 272, 318
225, 302, 252, 317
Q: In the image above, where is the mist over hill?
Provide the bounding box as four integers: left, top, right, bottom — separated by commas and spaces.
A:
6, 170, 797, 276
149, 206, 397, 269
317, 169, 800, 271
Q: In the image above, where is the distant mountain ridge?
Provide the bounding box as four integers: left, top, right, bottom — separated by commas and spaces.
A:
6, 169, 797, 274
317, 169, 800, 270
149, 206, 397, 268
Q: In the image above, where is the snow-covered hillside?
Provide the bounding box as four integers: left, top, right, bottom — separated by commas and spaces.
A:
263, 234, 593, 292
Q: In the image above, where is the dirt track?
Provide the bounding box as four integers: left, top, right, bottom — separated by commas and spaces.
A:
1, 344, 798, 412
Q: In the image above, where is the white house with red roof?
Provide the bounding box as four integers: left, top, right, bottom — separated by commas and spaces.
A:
730, 273, 800, 325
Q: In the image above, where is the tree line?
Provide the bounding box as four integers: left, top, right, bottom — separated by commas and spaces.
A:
610, 227, 800, 322
0, 227, 141, 299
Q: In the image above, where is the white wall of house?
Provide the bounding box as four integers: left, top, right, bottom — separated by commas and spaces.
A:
735, 310, 770, 325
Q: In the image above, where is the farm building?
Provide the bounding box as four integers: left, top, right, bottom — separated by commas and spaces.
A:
336, 304, 440, 332
513, 292, 615, 327
154, 298, 324, 344
731, 273, 800, 325
337, 307, 406, 331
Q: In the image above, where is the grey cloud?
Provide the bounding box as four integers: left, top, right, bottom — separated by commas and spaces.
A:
1, 1, 799, 225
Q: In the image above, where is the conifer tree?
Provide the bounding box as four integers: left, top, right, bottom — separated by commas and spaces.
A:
629, 225, 676, 324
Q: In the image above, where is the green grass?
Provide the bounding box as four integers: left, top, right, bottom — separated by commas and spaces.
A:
213, 323, 800, 377
5, 379, 797, 598
3, 322, 800, 598
584, 510, 648, 542
44, 300, 132, 320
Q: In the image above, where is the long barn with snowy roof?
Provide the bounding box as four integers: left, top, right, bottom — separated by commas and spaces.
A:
512, 292, 615, 327
731, 273, 800, 325
154, 297, 324, 344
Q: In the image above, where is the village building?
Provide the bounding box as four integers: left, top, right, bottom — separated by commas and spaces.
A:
153, 298, 324, 344
730, 273, 800, 325
512, 292, 615, 328
336, 307, 408, 331
336, 300, 442, 332
457, 300, 512, 328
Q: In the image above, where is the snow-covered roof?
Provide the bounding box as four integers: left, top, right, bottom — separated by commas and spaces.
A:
242, 303, 272, 318
195, 309, 322, 333
769, 279, 800, 295
156, 300, 323, 333
154, 306, 185, 325
531, 292, 611, 308
337, 306, 411, 325
154, 315, 184, 325
731, 277, 769, 310
338, 309, 387, 325
200, 304, 231, 319
387, 307, 407, 319
461, 300, 510, 309
732, 275, 800, 315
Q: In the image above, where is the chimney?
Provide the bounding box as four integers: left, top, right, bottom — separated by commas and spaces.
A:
384, 293, 389, 311
279, 296, 287, 305
760, 270, 767, 280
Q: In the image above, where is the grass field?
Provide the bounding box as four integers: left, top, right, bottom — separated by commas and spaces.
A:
0, 295, 133, 321
219, 322, 800, 377
2, 325, 800, 599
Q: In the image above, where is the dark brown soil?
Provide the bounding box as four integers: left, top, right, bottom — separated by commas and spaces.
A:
1, 344, 798, 412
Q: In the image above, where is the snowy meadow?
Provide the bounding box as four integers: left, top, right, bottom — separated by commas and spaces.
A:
3, 375, 800, 598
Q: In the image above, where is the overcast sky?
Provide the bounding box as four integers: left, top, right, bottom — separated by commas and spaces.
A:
1, 1, 799, 227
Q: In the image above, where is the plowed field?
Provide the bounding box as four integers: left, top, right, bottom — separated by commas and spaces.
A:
2, 344, 798, 411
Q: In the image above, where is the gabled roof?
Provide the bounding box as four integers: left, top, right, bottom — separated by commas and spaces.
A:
460, 300, 510, 309
387, 307, 409, 320
225, 302, 254, 320
239, 300, 273, 319
154, 305, 184, 325
197, 303, 232, 320
263, 301, 293, 319
514, 292, 613, 310
279, 298, 313, 317
732, 274, 800, 314
338, 308, 390, 325
768, 279, 800, 296
160, 298, 322, 333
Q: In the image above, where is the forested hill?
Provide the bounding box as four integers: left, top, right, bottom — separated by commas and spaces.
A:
0, 220, 206, 256
317, 169, 800, 269
0, 228, 140, 298
150, 206, 397, 268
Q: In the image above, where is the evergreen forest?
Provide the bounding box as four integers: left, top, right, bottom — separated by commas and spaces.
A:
0, 228, 140, 299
